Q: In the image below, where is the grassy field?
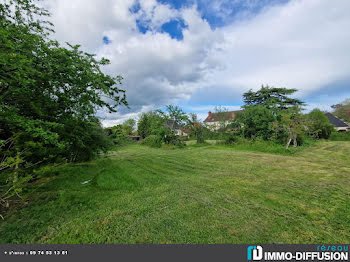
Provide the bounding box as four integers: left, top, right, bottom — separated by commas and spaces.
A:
0, 141, 349, 243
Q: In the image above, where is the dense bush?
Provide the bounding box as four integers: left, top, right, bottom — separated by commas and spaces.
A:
305, 109, 334, 139
232, 138, 296, 155
141, 135, 162, 148
60, 118, 113, 162
105, 120, 137, 146
137, 111, 165, 139
235, 105, 277, 140
164, 134, 186, 147
224, 132, 243, 145
329, 131, 350, 141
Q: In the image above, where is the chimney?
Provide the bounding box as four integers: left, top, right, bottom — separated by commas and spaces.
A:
208, 111, 212, 117
231, 112, 235, 118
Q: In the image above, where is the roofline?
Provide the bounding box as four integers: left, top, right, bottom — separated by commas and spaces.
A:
204, 110, 243, 122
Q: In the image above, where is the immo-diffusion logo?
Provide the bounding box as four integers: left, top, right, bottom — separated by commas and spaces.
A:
247, 245, 349, 261
247, 246, 263, 261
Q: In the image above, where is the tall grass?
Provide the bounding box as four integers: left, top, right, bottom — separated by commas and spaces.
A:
221, 136, 316, 155
329, 131, 350, 141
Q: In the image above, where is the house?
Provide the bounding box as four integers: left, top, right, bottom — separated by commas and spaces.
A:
129, 135, 142, 141
204, 110, 242, 130
324, 112, 350, 131
175, 128, 192, 137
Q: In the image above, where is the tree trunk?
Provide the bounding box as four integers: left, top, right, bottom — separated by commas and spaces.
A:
13, 152, 19, 184
286, 137, 292, 149
293, 136, 297, 148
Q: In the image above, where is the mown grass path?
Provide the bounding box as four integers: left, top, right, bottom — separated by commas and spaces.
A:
1, 142, 349, 243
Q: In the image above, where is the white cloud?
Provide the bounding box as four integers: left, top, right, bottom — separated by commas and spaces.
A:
44, 0, 350, 126
210, 0, 350, 98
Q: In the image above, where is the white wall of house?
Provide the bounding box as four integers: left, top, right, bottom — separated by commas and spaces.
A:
205, 121, 231, 131
335, 127, 350, 132
175, 129, 189, 137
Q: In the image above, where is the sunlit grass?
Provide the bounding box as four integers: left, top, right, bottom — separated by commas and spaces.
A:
0, 141, 349, 243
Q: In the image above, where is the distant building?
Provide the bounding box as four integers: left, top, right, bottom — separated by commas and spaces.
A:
129, 135, 142, 141
204, 111, 242, 131
324, 112, 350, 132
175, 128, 191, 137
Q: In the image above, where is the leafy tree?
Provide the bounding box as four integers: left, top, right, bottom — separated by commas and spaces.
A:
105, 119, 137, 145
137, 113, 150, 139
331, 99, 350, 123
137, 107, 187, 147
236, 85, 307, 143
61, 118, 112, 162
137, 111, 165, 138
305, 109, 333, 139
272, 106, 305, 148
122, 119, 136, 136
164, 105, 188, 131
243, 85, 304, 113
0, 0, 127, 202
234, 105, 276, 140
187, 113, 205, 143
106, 124, 130, 145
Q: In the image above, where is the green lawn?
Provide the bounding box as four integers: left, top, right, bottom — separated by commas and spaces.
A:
1, 141, 349, 243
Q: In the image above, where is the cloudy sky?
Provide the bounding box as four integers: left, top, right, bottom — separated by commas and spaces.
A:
44, 0, 350, 126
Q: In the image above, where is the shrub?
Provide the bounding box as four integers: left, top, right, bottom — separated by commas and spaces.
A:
165, 135, 186, 147
224, 135, 238, 145
329, 131, 350, 141
305, 109, 334, 139
179, 136, 189, 141
236, 105, 276, 140
141, 135, 162, 148
230, 138, 294, 155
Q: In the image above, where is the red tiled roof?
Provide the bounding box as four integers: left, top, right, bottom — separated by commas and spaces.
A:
204, 110, 242, 122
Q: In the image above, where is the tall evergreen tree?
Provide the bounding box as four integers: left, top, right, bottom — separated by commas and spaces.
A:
243, 85, 304, 112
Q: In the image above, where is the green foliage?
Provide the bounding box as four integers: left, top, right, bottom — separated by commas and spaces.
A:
141, 135, 162, 148
243, 85, 304, 113
331, 98, 350, 122
0, 0, 126, 200
60, 119, 113, 162
106, 125, 128, 145
122, 119, 136, 136
329, 131, 350, 141
229, 138, 305, 155
137, 107, 187, 147
187, 113, 205, 144
236, 86, 308, 147
224, 132, 243, 145
272, 106, 305, 148
201, 128, 226, 140
235, 105, 276, 140
137, 111, 165, 138
305, 109, 334, 139
164, 105, 188, 131
105, 119, 137, 146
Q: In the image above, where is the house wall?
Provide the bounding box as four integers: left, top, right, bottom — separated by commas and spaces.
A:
335, 127, 350, 132
205, 121, 231, 131
175, 129, 189, 137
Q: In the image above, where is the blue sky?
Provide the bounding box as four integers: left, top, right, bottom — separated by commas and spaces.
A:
158, 0, 290, 28
46, 0, 350, 125
133, 0, 291, 39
